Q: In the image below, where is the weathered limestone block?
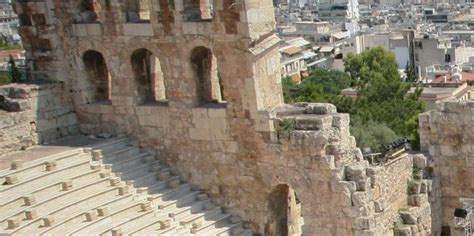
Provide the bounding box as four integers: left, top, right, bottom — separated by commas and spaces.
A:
357, 178, 371, 191
408, 194, 422, 207
157, 171, 170, 180
400, 211, 417, 225
355, 217, 375, 230
345, 163, 368, 182
354, 229, 376, 236
352, 191, 371, 207
10, 160, 23, 170
99, 170, 111, 178
111, 228, 123, 236
374, 200, 385, 213
25, 210, 37, 220
294, 115, 333, 130
140, 202, 152, 211
118, 186, 129, 195
92, 150, 103, 161
168, 179, 180, 189
85, 210, 98, 222
97, 207, 109, 217
158, 220, 171, 229
7, 218, 21, 229
394, 226, 412, 236
412, 154, 427, 169
295, 103, 337, 115
23, 195, 36, 206
45, 160, 57, 171
61, 180, 73, 191
197, 193, 209, 201
5, 175, 19, 185
43, 215, 55, 227
109, 177, 121, 186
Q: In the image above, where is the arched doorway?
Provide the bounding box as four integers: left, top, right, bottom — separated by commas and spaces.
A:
267, 184, 303, 236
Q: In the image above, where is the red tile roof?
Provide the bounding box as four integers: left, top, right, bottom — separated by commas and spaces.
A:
0, 49, 24, 60
431, 72, 474, 84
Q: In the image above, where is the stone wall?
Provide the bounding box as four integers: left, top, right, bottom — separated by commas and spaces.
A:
420, 100, 474, 236
0, 82, 79, 156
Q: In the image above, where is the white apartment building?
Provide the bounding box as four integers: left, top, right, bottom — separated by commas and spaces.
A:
0, 0, 19, 43
318, 0, 360, 35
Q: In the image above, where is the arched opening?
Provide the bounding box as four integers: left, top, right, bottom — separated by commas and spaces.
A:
82, 50, 111, 104
131, 48, 167, 104
123, 0, 150, 23
183, 0, 213, 21
266, 184, 303, 236
190, 46, 224, 104
75, 0, 100, 23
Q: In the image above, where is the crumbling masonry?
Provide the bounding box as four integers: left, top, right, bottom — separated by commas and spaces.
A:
7, 0, 474, 235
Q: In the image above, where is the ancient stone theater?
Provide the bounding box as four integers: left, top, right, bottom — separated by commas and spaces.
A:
0, 0, 473, 235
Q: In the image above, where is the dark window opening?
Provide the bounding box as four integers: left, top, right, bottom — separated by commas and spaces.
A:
124, 0, 150, 23
183, 0, 213, 22
131, 48, 167, 104
83, 50, 111, 104
74, 0, 100, 23
190, 46, 224, 104
445, 54, 451, 63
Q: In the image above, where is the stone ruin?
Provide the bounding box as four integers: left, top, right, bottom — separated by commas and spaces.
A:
1, 0, 473, 235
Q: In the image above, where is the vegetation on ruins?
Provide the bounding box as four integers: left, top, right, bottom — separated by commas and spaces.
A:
0, 73, 10, 85
8, 55, 22, 83
283, 47, 425, 152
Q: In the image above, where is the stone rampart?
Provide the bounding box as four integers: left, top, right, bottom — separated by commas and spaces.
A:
420, 100, 474, 236
0, 82, 79, 155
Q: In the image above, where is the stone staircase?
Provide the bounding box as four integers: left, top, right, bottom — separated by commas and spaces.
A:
0, 137, 253, 235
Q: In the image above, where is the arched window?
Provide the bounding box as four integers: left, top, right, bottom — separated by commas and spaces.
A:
75, 0, 100, 23
124, 0, 150, 23
267, 184, 303, 236
183, 0, 213, 21
131, 48, 167, 104
82, 50, 111, 103
190, 46, 224, 104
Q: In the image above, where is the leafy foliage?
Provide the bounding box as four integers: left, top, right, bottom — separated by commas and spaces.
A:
405, 62, 417, 83
351, 119, 399, 153
282, 47, 425, 152
283, 68, 353, 111
8, 55, 22, 83
0, 73, 10, 85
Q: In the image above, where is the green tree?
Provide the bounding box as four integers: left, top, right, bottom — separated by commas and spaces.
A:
282, 48, 425, 151
8, 55, 22, 83
343, 47, 424, 137
282, 68, 353, 107
405, 62, 417, 83
351, 119, 399, 153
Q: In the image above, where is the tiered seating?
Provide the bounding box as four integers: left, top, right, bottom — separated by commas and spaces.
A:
0, 137, 252, 235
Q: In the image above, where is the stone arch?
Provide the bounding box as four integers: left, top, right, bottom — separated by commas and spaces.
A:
266, 184, 303, 236
131, 48, 167, 104
82, 50, 111, 103
190, 46, 224, 104
75, 0, 101, 23
182, 0, 213, 21
123, 0, 150, 22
